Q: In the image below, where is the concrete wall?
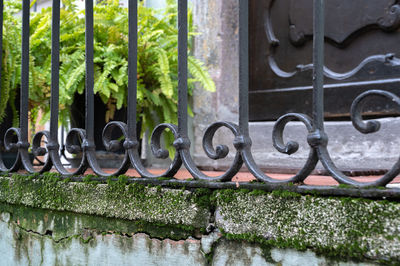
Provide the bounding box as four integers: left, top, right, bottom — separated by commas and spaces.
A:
0, 204, 382, 266
191, 0, 400, 173
192, 0, 240, 172
0, 175, 399, 265
0, 203, 381, 266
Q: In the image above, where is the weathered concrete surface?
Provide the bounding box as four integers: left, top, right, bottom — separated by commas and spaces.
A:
0, 207, 206, 266
192, 0, 241, 172
211, 240, 377, 266
0, 202, 380, 266
0, 175, 399, 264
0, 175, 211, 228
211, 240, 269, 266
215, 190, 400, 262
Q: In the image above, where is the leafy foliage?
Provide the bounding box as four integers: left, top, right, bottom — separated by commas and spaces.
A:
0, 0, 22, 125
1, 0, 215, 143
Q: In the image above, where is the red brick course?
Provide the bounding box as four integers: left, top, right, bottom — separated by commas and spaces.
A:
83, 168, 400, 186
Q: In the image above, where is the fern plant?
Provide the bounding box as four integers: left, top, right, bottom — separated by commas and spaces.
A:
2, 0, 215, 156
0, 0, 22, 126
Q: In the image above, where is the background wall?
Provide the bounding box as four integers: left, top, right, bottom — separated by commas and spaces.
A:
191, 0, 400, 174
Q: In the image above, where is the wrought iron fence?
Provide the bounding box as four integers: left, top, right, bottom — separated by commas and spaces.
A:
0, 0, 400, 190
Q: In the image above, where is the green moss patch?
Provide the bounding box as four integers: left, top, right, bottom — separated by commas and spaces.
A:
1, 174, 400, 263
0, 202, 198, 242
0, 175, 210, 229
215, 189, 400, 263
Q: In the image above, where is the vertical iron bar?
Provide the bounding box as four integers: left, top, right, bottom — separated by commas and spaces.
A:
127, 0, 137, 140
312, 0, 325, 130
50, 0, 60, 141
85, 0, 94, 141
20, 0, 30, 142
239, 0, 249, 135
178, 0, 188, 136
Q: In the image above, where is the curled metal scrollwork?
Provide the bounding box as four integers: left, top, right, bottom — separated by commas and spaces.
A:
3, 0, 400, 193
48, 128, 87, 176
177, 121, 243, 182
127, 123, 182, 178
2, 127, 49, 174
28, 130, 53, 173
378, 4, 400, 31
0, 128, 52, 174
0, 128, 22, 172
316, 90, 400, 187
85, 122, 131, 177
241, 113, 319, 183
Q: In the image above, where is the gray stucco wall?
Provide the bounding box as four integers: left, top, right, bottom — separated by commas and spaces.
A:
192, 0, 240, 170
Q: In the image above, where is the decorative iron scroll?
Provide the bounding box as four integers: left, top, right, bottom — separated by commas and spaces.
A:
1, 0, 400, 188
289, 0, 400, 45
266, 0, 400, 80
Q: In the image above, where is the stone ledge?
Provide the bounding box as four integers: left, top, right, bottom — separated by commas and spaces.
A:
0, 175, 211, 229
0, 203, 208, 265
0, 202, 380, 266
215, 190, 400, 262
1, 174, 400, 263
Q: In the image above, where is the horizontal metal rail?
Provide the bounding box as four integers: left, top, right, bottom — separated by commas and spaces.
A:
0, 0, 400, 190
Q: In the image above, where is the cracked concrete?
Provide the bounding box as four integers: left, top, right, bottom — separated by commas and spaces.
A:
1, 222, 207, 265
1, 212, 379, 266
0, 203, 208, 265
0, 176, 399, 265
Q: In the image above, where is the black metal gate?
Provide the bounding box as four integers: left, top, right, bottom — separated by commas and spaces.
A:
0, 0, 400, 190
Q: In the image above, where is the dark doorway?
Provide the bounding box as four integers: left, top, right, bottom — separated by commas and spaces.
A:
249, 0, 400, 121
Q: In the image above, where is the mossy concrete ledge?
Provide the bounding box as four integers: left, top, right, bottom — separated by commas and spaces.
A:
215, 189, 400, 262
1, 175, 400, 264
0, 175, 210, 229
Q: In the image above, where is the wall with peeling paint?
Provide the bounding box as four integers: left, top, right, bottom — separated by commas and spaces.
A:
0, 202, 385, 266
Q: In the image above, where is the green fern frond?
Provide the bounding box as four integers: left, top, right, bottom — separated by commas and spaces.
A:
154, 47, 173, 98
94, 59, 119, 94
30, 13, 51, 49
188, 56, 216, 92
65, 63, 85, 94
